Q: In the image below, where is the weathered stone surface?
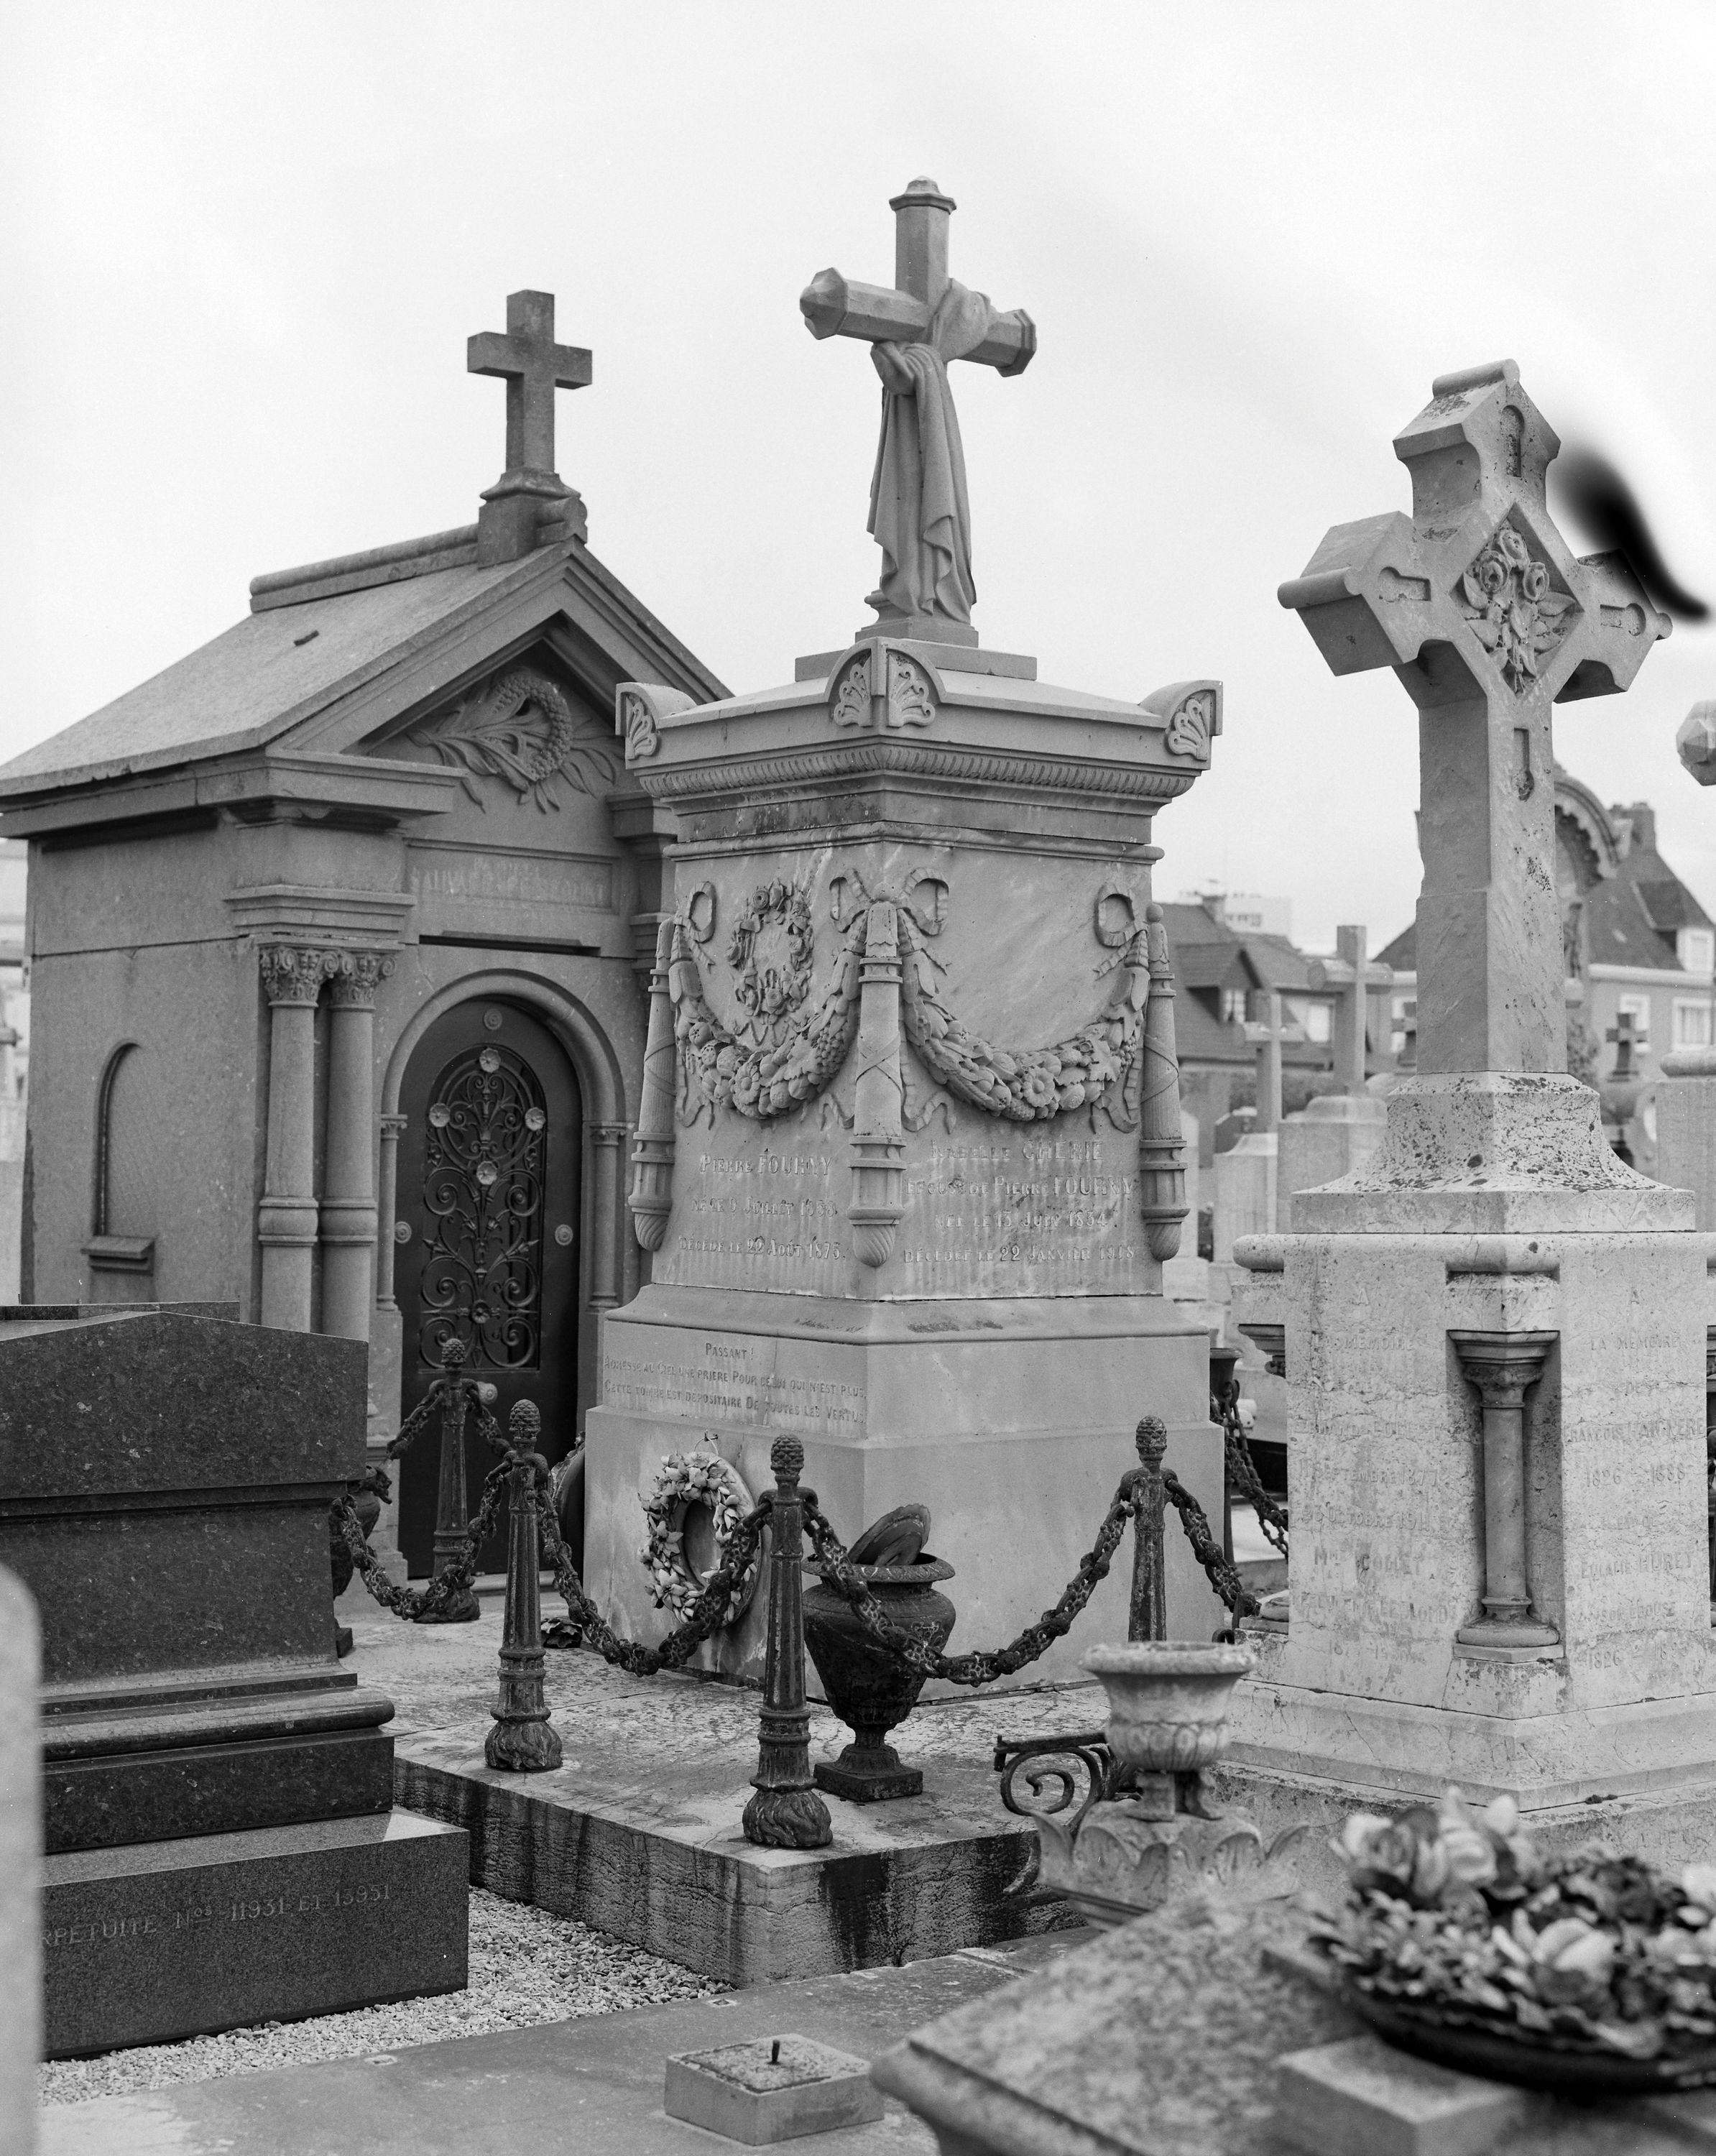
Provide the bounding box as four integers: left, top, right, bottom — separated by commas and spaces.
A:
39, 1932, 1086, 2156
0, 1565, 39, 2156
589, 1286, 1222, 1685
665, 2035, 884, 2142
42, 1811, 468, 2059
1277, 1095, 1386, 1234
1215, 1133, 1276, 1260
1276, 2036, 1538, 2156
1652, 1054, 1716, 1228
1227, 1209, 1714, 1805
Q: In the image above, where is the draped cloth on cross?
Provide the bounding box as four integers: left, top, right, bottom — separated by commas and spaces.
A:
867, 281, 1008, 630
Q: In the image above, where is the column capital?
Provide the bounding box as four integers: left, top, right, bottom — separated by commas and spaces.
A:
590, 1121, 630, 1146
1448, 1328, 1557, 1408
379, 1112, 408, 1138
259, 944, 338, 1007
329, 950, 397, 1009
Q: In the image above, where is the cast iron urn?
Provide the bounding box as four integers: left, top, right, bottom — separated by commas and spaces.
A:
803, 1504, 955, 1802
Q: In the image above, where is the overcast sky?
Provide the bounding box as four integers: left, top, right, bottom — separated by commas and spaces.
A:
4, 4, 1714, 952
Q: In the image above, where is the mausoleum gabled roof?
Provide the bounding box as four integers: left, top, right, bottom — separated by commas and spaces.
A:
0, 533, 726, 808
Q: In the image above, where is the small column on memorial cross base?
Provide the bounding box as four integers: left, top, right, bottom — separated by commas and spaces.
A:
1279, 360, 1668, 1080
468, 290, 591, 565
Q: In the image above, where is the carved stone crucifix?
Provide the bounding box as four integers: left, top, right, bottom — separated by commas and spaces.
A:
1242, 990, 1302, 1135
468, 290, 591, 563
801, 178, 1034, 646
1308, 926, 1393, 1096
1280, 361, 1669, 1077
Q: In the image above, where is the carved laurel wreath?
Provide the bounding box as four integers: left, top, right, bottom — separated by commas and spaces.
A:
669, 878, 1147, 1128
410, 667, 617, 812
637, 1447, 760, 1626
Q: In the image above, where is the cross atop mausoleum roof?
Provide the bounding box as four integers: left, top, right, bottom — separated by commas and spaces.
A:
469, 289, 592, 566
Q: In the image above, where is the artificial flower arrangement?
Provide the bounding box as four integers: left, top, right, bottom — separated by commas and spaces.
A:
1319, 1789, 1716, 2088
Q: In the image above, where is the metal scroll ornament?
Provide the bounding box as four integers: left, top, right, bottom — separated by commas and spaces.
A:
417, 1044, 548, 1368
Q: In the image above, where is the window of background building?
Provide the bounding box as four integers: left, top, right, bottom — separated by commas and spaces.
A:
1222, 989, 1246, 1025
1680, 927, 1716, 977
1674, 999, 1715, 1049
1303, 1002, 1331, 1044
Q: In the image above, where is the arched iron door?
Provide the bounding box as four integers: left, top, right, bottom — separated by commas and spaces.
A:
395, 1000, 581, 1575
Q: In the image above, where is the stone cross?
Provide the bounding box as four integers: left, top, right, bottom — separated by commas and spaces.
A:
1279, 361, 1669, 1076
1607, 1008, 1640, 1081
1307, 926, 1393, 1095
801, 179, 1035, 640
468, 290, 591, 564
1242, 990, 1301, 1134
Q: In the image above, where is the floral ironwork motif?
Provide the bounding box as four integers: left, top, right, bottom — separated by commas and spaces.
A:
409, 666, 616, 811
416, 1043, 548, 1370
1457, 522, 1577, 696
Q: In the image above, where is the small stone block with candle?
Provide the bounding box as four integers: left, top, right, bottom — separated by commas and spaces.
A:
664, 2034, 885, 2144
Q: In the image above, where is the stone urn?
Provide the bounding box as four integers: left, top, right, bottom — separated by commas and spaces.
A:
803, 1504, 956, 1802
1081, 1640, 1257, 1812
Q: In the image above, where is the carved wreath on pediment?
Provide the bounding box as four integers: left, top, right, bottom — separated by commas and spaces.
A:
1457, 522, 1577, 696
726, 878, 816, 1039
407, 666, 617, 811
668, 871, 1148, 1128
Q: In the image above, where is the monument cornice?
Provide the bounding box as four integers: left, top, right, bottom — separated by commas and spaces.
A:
632, 737, 1201, 810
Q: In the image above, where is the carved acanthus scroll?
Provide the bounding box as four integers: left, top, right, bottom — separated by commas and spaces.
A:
828, 643, 940, 732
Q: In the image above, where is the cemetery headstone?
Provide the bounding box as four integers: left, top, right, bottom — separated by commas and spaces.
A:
0, 1564, 37, 2154
585, 181, 1227, 1678
1213, 991, 1294, 1261
2, 1307, 468, 2055
1229, 361, 1712, 1841
1277, 925, 1390, 1231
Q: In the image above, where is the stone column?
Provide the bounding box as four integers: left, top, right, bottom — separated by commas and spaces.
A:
374, 1112, 407, 1313
257, 946, 333, 1331
0, 1565, 37, 2152
1656, 1047, 1716, 1229
320, 952, 394, 1344
589, 1123, 627, 1309
1449, 1330, 1559, 1652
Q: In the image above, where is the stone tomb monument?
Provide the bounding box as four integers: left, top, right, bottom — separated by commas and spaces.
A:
0, 287, 724, 1584
1230, 361, 1715, 1837
4, 1307, 466, 2055
1275, 926, 1391, 1233
585, 180, 1227, 1674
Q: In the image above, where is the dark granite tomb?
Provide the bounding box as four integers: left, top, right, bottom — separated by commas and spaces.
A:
0, 1308, 469, 2054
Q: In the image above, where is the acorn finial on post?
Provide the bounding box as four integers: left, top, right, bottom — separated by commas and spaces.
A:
486, 1399, 563, 1772
742, 1435, 833, 1848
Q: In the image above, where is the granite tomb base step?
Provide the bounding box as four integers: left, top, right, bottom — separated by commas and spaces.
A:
396, 1731, 1076, 1987
43, 1810, 469, 2058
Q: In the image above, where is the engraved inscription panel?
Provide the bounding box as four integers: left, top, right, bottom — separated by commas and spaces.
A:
604, 1332, 866, 1435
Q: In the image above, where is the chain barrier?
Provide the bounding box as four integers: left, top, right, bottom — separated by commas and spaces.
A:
801, 1483, 1142, 1685
1214, 1378, 1289, 1560
535, 1477, 772, 1677
1161, 1468, 1260, 1620
333, 1460, 512, 1623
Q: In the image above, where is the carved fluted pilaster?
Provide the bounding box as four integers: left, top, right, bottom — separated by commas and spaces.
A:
849, 900, 905, 1269
590, 1123, 627, 1308
627, 918, 678, 1253
257, 945, 338, 1330
323, 949, 395, 1343
1137, 902, 1188, 1263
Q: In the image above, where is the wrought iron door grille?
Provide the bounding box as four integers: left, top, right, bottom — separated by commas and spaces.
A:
417, 1043, 548, 1370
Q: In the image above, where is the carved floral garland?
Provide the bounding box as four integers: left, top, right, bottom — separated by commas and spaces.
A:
895, 911, 1145, 1124
668, 896, 1147, 1127
638, 1447, 760, 1625
672, 913, 868, 1120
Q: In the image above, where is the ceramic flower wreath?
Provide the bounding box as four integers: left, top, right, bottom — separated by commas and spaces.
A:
637, 1446, 760, 1626
1320, 1787, 1716, 2077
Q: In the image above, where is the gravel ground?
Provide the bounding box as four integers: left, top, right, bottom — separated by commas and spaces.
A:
39, 1886, 728, 2107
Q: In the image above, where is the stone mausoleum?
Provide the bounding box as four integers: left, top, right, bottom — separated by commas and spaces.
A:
0, 291, 721, 1574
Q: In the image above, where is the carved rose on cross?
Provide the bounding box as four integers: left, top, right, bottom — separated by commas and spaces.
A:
1458, 522, 1577, 696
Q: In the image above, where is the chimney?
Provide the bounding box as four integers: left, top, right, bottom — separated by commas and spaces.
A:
1610, 801, 1656, 856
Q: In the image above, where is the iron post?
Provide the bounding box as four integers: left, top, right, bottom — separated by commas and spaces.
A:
1127, 1416, 1168, 1643
423, 1338, 481, 1623
486, 1399, 563, 1772
742, 1435, 833, 1848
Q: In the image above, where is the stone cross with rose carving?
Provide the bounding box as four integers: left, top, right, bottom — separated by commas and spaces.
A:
1280, 361, 1669, 1075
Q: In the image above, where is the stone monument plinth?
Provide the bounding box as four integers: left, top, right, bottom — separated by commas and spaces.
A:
586, 654, 1227, 1677
1228, 363, 1716, 1846
0, 1309, 468, 2054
